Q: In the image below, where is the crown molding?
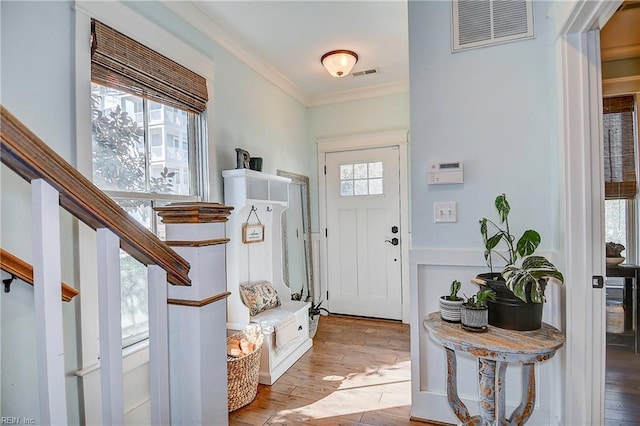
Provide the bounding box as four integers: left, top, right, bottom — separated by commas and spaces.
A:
307, 81, 409, 107
163, 2, 310, 106
317, 129, 408, 152
163, 2, 409, 108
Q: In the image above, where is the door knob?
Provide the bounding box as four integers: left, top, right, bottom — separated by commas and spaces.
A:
385, 237, 399, 246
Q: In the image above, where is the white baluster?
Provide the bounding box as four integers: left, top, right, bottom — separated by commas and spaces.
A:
148, 265, 170, 425
31, 179, 68, 425
96, 228, 125, 425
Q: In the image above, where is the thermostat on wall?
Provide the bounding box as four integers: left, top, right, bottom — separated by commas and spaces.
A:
428, 161, 464, 184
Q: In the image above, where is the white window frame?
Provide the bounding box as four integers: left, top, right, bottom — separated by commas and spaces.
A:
73, 3, 214, 423
91, 87, 203, 346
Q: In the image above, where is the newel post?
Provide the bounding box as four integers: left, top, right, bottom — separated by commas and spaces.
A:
155, 203, 234, 426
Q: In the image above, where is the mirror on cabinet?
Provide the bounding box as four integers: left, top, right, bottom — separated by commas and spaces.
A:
277, 170, 313, 302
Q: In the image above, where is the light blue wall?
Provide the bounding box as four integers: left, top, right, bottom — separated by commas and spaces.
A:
309, 91, 409, 140
408, 1, 564, 423
409, 0, 560, 252
307, 91, 410, 231
127, 2, 410, 232
212, 62, 311, 186
1, 1, 81, 423
124, 1, 313, 204
0, 1, 313, 423
548, 0, 581, 36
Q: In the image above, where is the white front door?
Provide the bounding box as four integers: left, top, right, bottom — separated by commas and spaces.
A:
325, 146, 402, 320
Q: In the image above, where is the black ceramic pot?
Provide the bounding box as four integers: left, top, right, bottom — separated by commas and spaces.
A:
476, 272, 545, 331
249, 157, 263, 171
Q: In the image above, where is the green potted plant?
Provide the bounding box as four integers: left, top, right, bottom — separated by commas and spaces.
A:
476, 193, 564, 330
439, 280, 464, 322
460, 288, 496, 332
308, 299, 329, 338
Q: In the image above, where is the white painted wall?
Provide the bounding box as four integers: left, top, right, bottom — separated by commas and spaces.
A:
408, 1, 564, 424
1, 1, 80, 423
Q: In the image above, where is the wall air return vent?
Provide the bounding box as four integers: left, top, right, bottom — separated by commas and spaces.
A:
451, 0, 534, 52
351, 68, 379, 77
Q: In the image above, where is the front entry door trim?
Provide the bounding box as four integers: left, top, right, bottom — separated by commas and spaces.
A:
317, 130, 410, 323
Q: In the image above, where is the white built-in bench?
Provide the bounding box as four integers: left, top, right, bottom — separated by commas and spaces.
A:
250, 301, 312, 384
223, 169, 313, 385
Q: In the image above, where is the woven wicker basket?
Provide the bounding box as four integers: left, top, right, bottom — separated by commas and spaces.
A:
227, 330, 263, 412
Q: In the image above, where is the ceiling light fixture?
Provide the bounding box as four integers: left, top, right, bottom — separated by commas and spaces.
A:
321, 50, 358, 78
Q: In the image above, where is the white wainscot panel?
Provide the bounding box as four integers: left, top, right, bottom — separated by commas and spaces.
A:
411, 256, 560, 425
77, 346, 152, 425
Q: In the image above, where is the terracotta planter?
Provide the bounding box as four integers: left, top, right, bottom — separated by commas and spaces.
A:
477, 272, 545, 331
460, 304, 489, 332
439, 296, 464, 323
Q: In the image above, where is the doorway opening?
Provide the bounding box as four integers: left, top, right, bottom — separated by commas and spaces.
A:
601, 3, 640, 423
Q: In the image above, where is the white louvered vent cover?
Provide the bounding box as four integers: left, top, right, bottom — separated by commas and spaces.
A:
352, 68, 378, 77
452, 0, 534, 52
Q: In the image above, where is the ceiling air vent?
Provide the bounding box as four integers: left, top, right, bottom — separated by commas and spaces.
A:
351, 68, 378, 77
451, 0, 534, 52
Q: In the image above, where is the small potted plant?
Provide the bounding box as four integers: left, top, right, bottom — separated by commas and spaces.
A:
440, 280, 463, 322
606, 242, 625, 265
308, 299, 329, 338
461, 289, 496, 332
476, 193, 564, 330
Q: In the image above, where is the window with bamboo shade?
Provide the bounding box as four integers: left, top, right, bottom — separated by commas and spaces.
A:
603, 95, 636, 200
91, 19, 208, 114
89, 19, 208, 347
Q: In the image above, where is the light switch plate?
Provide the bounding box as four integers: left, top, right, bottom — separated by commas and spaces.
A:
434, 201, 457, 223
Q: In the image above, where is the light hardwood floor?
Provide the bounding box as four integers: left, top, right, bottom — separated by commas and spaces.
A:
230, 315, 640, 425
229, 315, 441, 426
605, 345, 640, 425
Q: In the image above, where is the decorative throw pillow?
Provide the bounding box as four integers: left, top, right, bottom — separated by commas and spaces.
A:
239, 281, 281, 316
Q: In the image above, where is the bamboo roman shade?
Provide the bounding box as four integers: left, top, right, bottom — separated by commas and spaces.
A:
603, 95, 637, 200
91, 19, 208, 114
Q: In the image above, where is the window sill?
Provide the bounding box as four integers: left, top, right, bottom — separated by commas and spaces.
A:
75, 339, 150, 377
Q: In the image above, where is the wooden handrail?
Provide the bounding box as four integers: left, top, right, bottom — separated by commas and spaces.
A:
0, 249, 79, 302
0, 105, 190, 286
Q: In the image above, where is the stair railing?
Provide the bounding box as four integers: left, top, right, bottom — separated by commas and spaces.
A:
1, 105, 190, 425
0, 248, 79, 301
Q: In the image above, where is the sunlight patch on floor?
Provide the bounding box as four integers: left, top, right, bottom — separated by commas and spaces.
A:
276, 381, 411, 421
275, 360, 412, 421
335, 360, 411, 390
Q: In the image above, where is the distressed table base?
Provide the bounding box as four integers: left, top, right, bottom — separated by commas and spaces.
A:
444, 348, 536, 426
424, 313, 564, 426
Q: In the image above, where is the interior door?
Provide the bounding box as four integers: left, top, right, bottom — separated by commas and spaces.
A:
325, 146, 402, 319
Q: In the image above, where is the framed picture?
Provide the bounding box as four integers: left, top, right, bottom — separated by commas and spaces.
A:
242, 224, 265, 244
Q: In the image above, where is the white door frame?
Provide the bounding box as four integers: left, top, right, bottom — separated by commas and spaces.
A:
317, 130, 410, 323
559, 1, 621, 424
